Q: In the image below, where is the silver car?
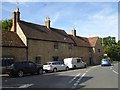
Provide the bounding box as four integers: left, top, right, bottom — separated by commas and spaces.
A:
43, 61, 69, 73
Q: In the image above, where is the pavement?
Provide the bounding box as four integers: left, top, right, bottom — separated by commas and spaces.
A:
1, 62, 119, 89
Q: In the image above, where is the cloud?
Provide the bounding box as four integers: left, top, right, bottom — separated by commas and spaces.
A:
73, 6, 118, 41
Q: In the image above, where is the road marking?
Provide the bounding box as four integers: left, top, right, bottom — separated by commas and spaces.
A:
1, 87, 18, 88
72, 73, 86, 89
109, 64, 118, 75
0, 74, 8, 77
18, 84, 33, 88
112, 70, 118, 75
86, 71, 88, 73
69, 73, 81, 83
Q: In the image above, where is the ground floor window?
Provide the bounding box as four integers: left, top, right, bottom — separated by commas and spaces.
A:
52, 56, 59, 61
35, 56, 41, 64
1, 56, 15, 66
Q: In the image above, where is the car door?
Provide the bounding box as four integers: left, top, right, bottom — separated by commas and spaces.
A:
55, 62, 60, 71
28, 62, 37, 73
22, 62, 30, 74
76, 58, 81, 68
80, 60, 85, 67
60, 62, 66, 70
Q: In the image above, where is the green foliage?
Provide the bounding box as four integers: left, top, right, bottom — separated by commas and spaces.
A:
102, 36, 120, 61
1, 19, 12, 31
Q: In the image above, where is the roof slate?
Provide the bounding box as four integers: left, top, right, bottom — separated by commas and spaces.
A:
18, 21, 74, 43
2, 20, 98, 47
88, 37, 99, 47
69, 35, 91, 47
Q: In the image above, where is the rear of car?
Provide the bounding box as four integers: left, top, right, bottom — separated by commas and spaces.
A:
101, 58, 111, 66
43, 62, 54, 72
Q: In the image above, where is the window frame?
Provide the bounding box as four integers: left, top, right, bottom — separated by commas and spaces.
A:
54, 42, 59, 49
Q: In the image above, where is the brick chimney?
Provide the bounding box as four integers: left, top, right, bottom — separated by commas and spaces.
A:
72, 28, 76, 36
11, 8, 20, 32
45, 17, 50, 29
16, 8, 20, 22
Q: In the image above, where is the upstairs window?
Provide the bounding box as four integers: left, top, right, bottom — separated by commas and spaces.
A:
35, 56, 41, 64
54, 42, 59, 49
68, 44, 72, 49
98, 49, 100, 53
52, 56, 59, 61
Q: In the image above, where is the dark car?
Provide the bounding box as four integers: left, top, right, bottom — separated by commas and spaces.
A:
5, 61, 43, 77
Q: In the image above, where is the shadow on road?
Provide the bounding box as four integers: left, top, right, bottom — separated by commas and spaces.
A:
2, 72, 94, 89
74, 76, 93, 89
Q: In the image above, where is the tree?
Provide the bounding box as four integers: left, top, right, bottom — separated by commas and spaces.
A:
1, 19, 12, 31
102, 36, 120, 61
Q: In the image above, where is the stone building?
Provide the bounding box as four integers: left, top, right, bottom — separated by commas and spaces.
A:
1, 8, 104, 65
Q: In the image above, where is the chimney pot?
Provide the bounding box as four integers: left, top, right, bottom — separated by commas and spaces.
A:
11, 8, 20, 32
45, 17, 50, 29
72, 28, 76, 36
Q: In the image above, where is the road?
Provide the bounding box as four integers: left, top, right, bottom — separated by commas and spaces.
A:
2, 62, 119, 89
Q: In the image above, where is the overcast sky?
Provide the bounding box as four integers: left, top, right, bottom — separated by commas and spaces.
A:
1, 1, 119, 41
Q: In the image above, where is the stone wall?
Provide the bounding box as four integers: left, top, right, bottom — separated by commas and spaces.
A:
2, 47, 27, 61
27, 39, 92, 65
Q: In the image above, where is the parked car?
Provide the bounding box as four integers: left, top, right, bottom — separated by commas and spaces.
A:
101, 58, 111, 66
43, 61, 69, 73
63, 57, 86, 69
5, 61, 43, 77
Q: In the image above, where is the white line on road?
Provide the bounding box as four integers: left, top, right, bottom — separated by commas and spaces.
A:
72, 73, 86, 89
69, 73, 81, 83
110, 66, 113, 69
1, 87, 18, 88
109, 64, 118, 75
18, 84, 34, 88
0, 74, 8, 77
112, 70, 118, 75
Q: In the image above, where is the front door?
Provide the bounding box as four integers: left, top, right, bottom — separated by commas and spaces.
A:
89, 57, 92, 65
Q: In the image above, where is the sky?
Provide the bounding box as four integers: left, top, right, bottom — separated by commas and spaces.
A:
1, 1, 119, 41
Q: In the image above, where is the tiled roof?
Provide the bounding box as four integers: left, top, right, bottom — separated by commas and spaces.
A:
1, 30, 26, 47
69, 35, 91, 47
18, 21, 74, 43
1, 20, 98, 47
88, 37, 99, 47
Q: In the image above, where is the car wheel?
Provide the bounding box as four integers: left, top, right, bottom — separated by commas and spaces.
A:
66, 67, 69, 71
53, 68, 57, 72
37, 68, 43, 75
17, 70, 24, 77
84, 64, 86, 68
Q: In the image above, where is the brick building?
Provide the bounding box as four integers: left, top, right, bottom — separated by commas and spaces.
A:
1, 8, 104, 65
